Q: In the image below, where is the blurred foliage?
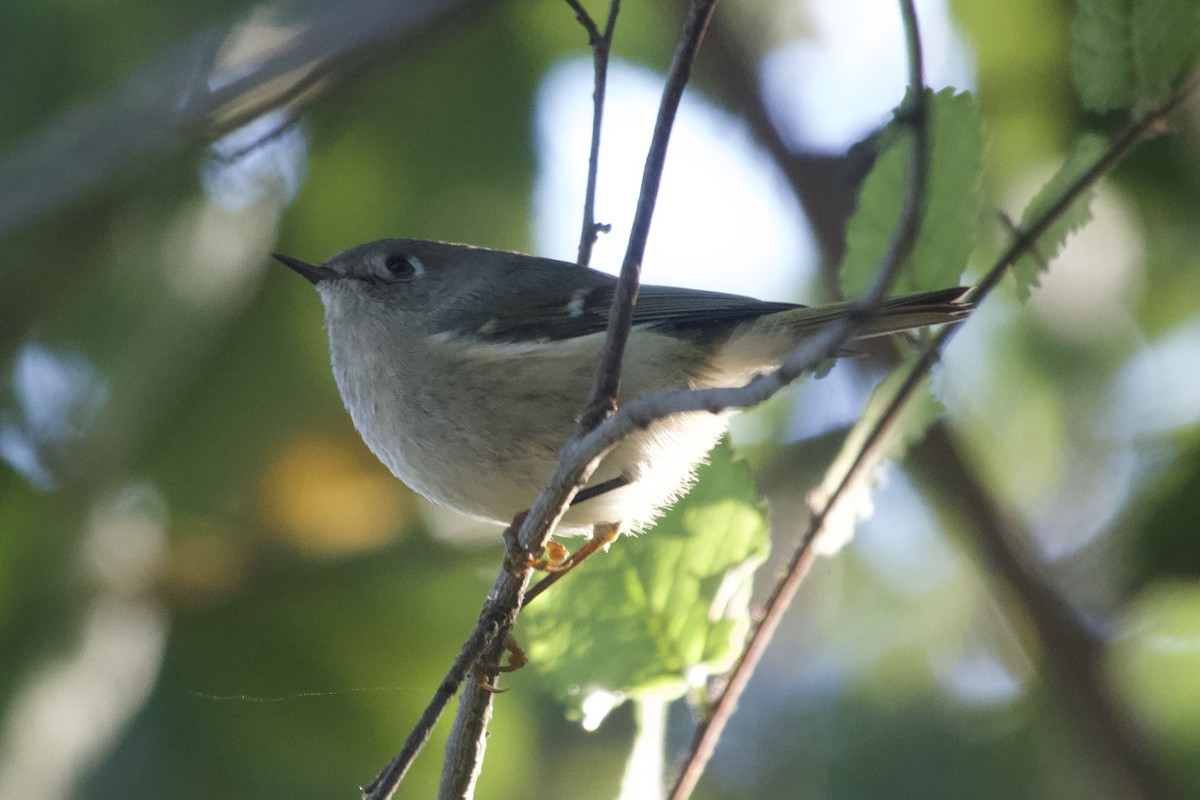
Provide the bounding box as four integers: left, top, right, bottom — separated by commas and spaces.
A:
1071, 0, 1200, 112
1, 1, 1200, 800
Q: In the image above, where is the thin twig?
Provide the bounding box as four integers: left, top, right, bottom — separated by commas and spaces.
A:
522, 562, 569, 605
426, 11, 626, 782
969, 84, 1195, 304
361, 600, 511, 800
665, 55, 1198, 800
667, 2, 929, 796
577, 0, 718, 430
364, 551, 530, 798
434, 4, 717, 797
567, 0, 621, 266
857, 5, 926, 306
368, 14, 1200, 800
363, 4, 721, 798
563, 0, 602, 41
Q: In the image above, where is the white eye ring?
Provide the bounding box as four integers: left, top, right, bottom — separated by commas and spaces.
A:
383, 253, 424, 280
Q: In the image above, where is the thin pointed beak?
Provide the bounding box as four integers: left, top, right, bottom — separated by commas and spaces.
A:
273, 253, 332, 285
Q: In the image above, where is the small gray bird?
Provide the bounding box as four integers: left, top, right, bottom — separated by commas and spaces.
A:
276, 239, 970, 539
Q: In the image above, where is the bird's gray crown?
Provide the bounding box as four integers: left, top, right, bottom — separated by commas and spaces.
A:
301, 238, 803, 344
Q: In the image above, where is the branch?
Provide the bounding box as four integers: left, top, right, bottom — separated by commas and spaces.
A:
360, 601, 511, 800
442, 5, 721, 797
364, 3, 720, 798
437, 660, 495, 800
969, 89, 1193, 304
566, 0, 621, 267
665, 57, 1198, 800
668, 1, 929, 795
370, 16, 1199, 800
436, 5, 622, 792
577, 0, 718, 429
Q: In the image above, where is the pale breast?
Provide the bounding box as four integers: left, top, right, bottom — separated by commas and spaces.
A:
327, 305, 733, 533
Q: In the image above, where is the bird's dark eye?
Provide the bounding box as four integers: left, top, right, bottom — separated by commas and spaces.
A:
383, 253, 423, 280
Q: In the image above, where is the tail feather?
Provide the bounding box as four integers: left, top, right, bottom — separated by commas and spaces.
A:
710, 287, 973, 381
851, 287, 974, 338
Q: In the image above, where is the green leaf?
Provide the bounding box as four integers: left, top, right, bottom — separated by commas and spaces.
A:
1010, 133, 1108, 301
521, 441, 768, 725
1132, 0, 1200, 106
1073, 0, 1200, 112
1072, 0, 1135, 112
840, 89, 983, 299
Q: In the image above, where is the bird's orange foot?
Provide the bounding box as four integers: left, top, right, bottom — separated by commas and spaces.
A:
474, 636, 529, 692
503, 511, 573, 574
524, 521, 623, 604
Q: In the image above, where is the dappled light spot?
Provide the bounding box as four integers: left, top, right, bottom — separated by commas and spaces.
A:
533, 57, 812, 300
930, 648, 1026, 707
202, 112, 307, 212
1111, 582, 1200, 742
259, 436, 415, 556
163, 522, 251, 607
760, 0, 974, 151
0, 340, 108, 491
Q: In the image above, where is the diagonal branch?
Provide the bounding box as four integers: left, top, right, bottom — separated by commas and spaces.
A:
436, 3, 716, 797
577, 0, 717, 430
664, 57, 1198, 800
363, 3, 720, 798
668, 0, 929, 795
367, 12, 1200, 800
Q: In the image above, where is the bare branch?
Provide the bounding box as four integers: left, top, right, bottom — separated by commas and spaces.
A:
665, 55, 1198, 800
437, 668, 495, 800
360, 601, 510, 800
668, 1, 929, 795
366, 13, 1197, 800
563, 0, 602, 43
571, 0, 621, 266
578, 0, 718, 430
367, 3, 720, 798
969, 75, 1196, 303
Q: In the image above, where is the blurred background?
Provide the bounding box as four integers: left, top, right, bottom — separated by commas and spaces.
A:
2, 0, 1200, 798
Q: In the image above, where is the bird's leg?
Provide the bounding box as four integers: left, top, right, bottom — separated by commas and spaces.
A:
524, 521, 622, 604
473, 636, 530, 693
488, 521, 624, 686
503, 512, 571, 574
558, 520, 622, 571
495, 637, 528, 673
504, 477, 630, 576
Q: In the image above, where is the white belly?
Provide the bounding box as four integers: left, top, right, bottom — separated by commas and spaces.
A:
329, 319, 732, 534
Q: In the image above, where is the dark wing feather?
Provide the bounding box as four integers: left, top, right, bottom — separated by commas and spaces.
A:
455, 269, 802, 343
630, 285, 801, 334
